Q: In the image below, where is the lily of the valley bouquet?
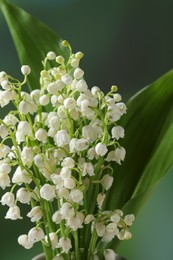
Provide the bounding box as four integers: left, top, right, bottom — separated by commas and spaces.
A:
0, 1, 173, 260
0, 40, 134, 259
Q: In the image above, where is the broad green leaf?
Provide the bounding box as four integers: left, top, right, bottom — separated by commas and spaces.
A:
0, 0, 69, 89
106, 69, 173, 215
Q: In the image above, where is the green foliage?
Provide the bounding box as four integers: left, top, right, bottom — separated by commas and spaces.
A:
106, 70, 173, 215
0, 0, 69, 89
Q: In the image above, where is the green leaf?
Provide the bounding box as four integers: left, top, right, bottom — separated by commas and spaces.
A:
106, 70, 173, 215
0, 0, 69, 89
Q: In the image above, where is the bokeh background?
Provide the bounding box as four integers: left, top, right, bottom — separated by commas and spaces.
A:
0, 0, 173, 259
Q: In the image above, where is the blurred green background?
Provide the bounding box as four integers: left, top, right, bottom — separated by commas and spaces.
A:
0, 0, 173, 259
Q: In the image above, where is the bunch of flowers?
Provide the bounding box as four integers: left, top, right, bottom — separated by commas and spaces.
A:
0, 41, 134, 260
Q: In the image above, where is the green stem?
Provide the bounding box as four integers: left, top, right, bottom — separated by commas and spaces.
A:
84, 157, 104, 254
87, 229, 98, 260
73, 231, 80, 260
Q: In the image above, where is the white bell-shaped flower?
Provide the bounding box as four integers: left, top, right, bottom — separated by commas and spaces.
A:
66, 212, 84, 231
52, 210, 62, 224
60, 202, 75, 219
0, 144, 10, 159
82, 125, 97, 142
56, 79, 65, 91
84, 214, 94, 224
21, 146, 34, 165
27, 206, 43, 222
60, 167, 71, 179
5, 205, 22, 220
74, 68, 84, 79
97, 193, 106, 209
0, 125, 8, 139
75, 138, 88, 152
18, 101, 31, 115
12, 166, 32, 184
110, 213, 121, 224
61, 157, 75, 169
95, 142, 108, 156
64, 178, 76, 190
58, 187, 70, 200
95, 222, 106, 237
57, 237, 72, 253
101, 174, 113, 191
18, 234, 33, 249
111, 126, 125, 140
35, 128, 47, 143
3, 114, 18, 126
45, 232, 58, 249
39, 94, 49, 106
48, 116, 60, 129
124, 214, 135, 226
70, 189, 83, 203
54, 130, 70, 147
114, 147, 126, 164
0, 172, 10, 189
64, 97, 76, 110
113, 93, 122, 102
117, 229, 132, 240
71, 58, 79, 68
51, 174, 64, 188
40, 184, 56, 201
17, 121, 31, 135
82, 162, 94, 176
106, 223, 119, 237
34, 154, 45, 168
76, 79, 88, 92
28, 227, 44, 243
61, 74, 72, 85
1, 192, 15, 207
1, 80, 11, 90
104, 249, 117, 260
0, 162, 11, 174
30, 89, 41, 105
16, 187, 31, 204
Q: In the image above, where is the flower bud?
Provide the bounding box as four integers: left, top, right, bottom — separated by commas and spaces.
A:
61, 74, 72, 85
47, 51, 56, 60
21, 65, 31, 75
101, 174, 113, 190
56, 55, 64, 64
74, 68, 84, 79
39, 94, 49, 106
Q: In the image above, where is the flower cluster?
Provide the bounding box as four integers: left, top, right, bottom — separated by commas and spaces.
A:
0, 41, 134, 260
